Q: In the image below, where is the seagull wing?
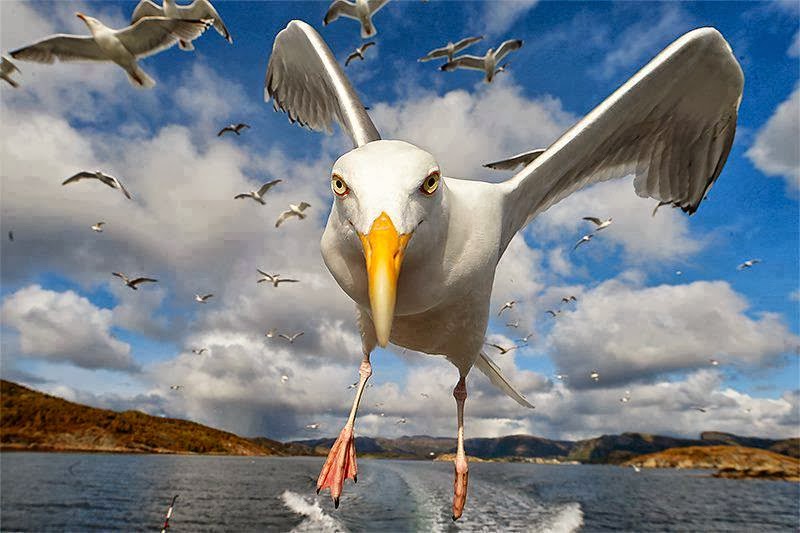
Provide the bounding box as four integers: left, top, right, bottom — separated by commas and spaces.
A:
366, 0, 390, 15
130, 277, 158, 286
441, 54, 485, 72
202, 294, 214, 299
275, 210, 292, 227
453, 35, 484, 52
234, 193, 251, 200
582, 216, 602, 225
360, 41, 376, 53
483, 148, 546, 170
115, 17, 211, 58
418, 46, 449, 62
11, 35, 105, 63
276, 279, 299, 284
494, 39, 523, 61
500, 28, 743, 249
256, 268, 269, 277
218, 126, 233, 136
292, 332, 305, 340
112, 272, 127, 281
131, 0, 164, 23
265, 20, 381, 148
257, 179, 282, 196
323, 0, 358, 24
344, 51, 359, 66
181, 0, 232, 42
108, 175, 133, 199
297, 202, 311, 211
486, 343, 504, 351
2, 56, 20, 74
62, 171, 96, 185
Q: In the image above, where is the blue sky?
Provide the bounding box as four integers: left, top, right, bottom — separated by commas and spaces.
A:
0, 0, 798, 441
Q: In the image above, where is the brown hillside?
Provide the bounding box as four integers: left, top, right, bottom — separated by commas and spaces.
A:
0, 380, 290, 455
626, 445, 800, 482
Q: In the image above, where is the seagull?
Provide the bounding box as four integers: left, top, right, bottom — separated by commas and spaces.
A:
194, 293, 214, 303
573, 234, 593, 250
418, 35, 483, 63
494, 62, 510, 76
91, 222, 106, 232
485, 343, 518, 355
346, 381, 359, 389
170, 385, 183, 391
191, 348, 207, 355
257, 270, 299, 287
675, 270, 683, 276
306, 423, 321, 430
1, 56, 21, 87
631, 465, 641, 473
517, 332, 535, 343
590, 370, 600, 382
497, 300, 516, 316
279, 331, 305, 343
709, 358, 720, 366
583, 216, 613, 231
265, 328, 277, 338
7, 231, 13, 242
264, 21, 743, 519
691, 406, 708, 413
620, 390, 631, 403
345, 41, 375, 66
561, 296, 577, 304
546, 310, 561, 318
737, 259, 761, 270
505, 320, 519, 329
234, 179, 281, 204
396, 417, 407, 424
483, 149, 546, 171
420, 392, 430, 398
275, 202, 311, 227
281, 375, 290, 384
10, 13, 211, 88
112, 272, 158, 290
62, 171, 132, 200
554, 374, 567, 381
218, 123, 251, 136
440, 39, 523, 83
131, 0, 232, 50
323, 0, 390, 38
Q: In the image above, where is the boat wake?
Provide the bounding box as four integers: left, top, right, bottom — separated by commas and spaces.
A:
280, 490, 347, 533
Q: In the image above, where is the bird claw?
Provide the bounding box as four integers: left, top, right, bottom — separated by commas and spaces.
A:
452, 459, 469, 521
316, 425, 357, 507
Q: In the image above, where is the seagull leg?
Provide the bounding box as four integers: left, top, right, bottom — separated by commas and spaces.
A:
452, 376, 469, 521
316, 351, 372, 508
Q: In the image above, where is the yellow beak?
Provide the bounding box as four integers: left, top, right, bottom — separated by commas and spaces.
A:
358, 212, 412, 347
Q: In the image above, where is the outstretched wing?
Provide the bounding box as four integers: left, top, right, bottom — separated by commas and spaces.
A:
582, 217, 602, 225
62, 171, 96, 185
264, 20, 380, 148
297, 202, 311, 211
453, 35, 484, 52
366, 0, 390, 15
131, 0, 164, 23
182, 0, 232, 42
323, 0, 358, 25
483, 148, 545, 170
441, 54, 485, 72
108, 175, 133, 199
418, 46, 449, 62
257, 179, 282, 196
494, 39, 523, 61
11, 35, 105, 63
116, 17, 210, 58
275, 211, 292, 227
500, 28, 743, 250
131, 277, 158, 285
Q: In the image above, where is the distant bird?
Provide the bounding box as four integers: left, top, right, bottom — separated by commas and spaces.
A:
218, 123, 250, 136
517, 332, 535, 344
275, 202, 311, 227
345, 41, 375, 66
497, 300, 516, 316
555, 374, 567, 381
265, 328, 277, 338
561, 296, 577, 304
589, 370, 600, 382
737, 259, 761, 270
631, 465, 641, 473
306, 423, 320, 430
440, 39, 523, 82
418, 35, 483, 63
281, 375, 290, 384
691, 406, 707, 413
191, 348, 207, 355
10, 13, 210, 88
1, 56, 20, 87
91, 222, 105, 232
583, 217, 613, 231
279, 331, 304, 343
257, 270, 299, 287
131, 0, 232, 50
346, 381, 358, 390
494, 62, 510, 76
483, 148, 545, 171
709, 358, 720, 366
485, 342, 518, 355
545, 310, 561, 318
7, 231, 13, 242
505, 320, 519, 329
62, 171, 132, 199
675, 270, 683, 276
573, 234, 593, 250
620, 391, 631, 403
323, 0, 390, 38
420, 392, 430, 398
234, 179, 282, 204
396, 417, 407, 424
112, 272, 158, 290
194, 293, 214, 303
170, 384, 183, 391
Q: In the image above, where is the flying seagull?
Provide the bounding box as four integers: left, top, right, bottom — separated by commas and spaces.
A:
561, 296, 577, 304
710, 358, 720, 366
234, 179, 281, 204
497, 300, 515, 316
170, 385, 183, 391
218, 123, 250, 136
62, 171, 132, 200
323, 0, 390, 38
440, 39, 523, 83
546, 310, 561, 318
345, 41, 375, 66
1, 56, 20, 87
306, 423, 320, 430
396, 417, 407, 424
691, 406, 708, 413
279, 331, 305, 343
264, 21, 742, 519
191, 348, 207, 355
418, 35, 483, 63
485, 342, 518, 355
346, 381, 358, 390
737, 259, 760, 270
583, 217, 613, 231
281, 375, 290, 384
573, 234, 593, 250
554, 374, 567, 381
257, 270, 299, 287
275, 202, 311, 227
505, 320, 519, 329
112, 272, 158, 290
91, 222, 105, 232
483, 149, 546, 171
8, 231, 13, 242
194, 293, 213, 303
590, 370, 600, 382
517, 332, 535, 344
265, 328, 277, 339
131, 0, 232, 50
10, 13, 210, 88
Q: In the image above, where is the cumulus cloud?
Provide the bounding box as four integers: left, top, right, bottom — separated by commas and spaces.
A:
1, 285, 134, 370
746, 86, 800, 193
476, 1, 538, 37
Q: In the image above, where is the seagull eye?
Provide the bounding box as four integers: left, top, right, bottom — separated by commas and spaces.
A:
331, 175, 349, 196
420, 171, 440, 195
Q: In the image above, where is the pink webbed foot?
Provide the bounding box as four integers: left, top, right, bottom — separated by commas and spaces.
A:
452, 454, 469, 521
316, 425, 357, 508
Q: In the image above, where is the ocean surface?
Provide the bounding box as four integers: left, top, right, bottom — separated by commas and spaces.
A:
1, 453, 798, 532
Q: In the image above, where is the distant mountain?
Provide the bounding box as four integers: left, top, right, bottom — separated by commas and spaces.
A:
0, 380, 293, 456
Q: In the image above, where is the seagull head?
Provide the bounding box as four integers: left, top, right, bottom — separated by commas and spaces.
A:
322, 140, 448, 347
75, 13, 102, 31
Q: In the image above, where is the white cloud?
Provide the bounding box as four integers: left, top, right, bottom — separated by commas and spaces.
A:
747, 86, 800, 193
1, 285, 134, 370
789, 30, 800, 57
477, 1, 538, 37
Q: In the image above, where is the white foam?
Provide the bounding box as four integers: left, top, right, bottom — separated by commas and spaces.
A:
280, 490, 348, 533
537, 502, 584, 533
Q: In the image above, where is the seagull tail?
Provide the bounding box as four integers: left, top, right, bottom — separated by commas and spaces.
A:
474, 352, 534, 408
127, 65, 156, 89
